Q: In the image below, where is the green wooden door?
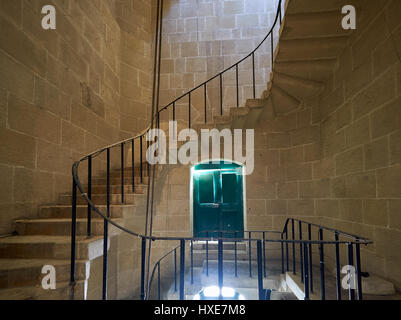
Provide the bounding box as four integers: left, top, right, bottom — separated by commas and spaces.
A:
193, 163, 244, 238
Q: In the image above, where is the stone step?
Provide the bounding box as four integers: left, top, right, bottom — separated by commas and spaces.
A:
39, 204, 141, 219
91, 184, 147, 195
92, 176, 149, 185
286, 0, 353, 14
58, 192, 146, 206
282, 10, 351, 40
0, 279, 86, 300
277, 36, 349, 62
270, 84, 300, 114
15, 218, 123, 236
275, 59, 336, 81
193, 250, 250, 267
193, 242, 247, 251
0, 259, 88, 289
273, 71, 324, 100
0, 235, 106, 260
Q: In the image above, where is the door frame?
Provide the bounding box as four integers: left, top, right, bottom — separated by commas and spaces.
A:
189, 159, 247, 238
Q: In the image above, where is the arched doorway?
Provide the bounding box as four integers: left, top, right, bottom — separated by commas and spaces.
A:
192, 161, 245, 238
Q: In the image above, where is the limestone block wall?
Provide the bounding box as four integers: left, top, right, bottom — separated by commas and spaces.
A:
0, 0, 154, 234
159, 0, 280, 124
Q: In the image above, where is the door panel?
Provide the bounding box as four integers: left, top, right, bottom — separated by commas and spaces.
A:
193, 166, 244, 239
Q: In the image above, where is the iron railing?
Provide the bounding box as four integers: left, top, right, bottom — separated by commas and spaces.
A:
69, 0, 372, 301
146, 225, 371, 300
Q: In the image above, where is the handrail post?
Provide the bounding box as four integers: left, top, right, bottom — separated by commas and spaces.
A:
188, 92, 191, 129
131, 140, 135, 193
308, 224, 313, 293
190, 240, 193, 285
285, 227, 289, 271
219, 74, 223, 116
102, 148, 111, 301
281, 232, 284, 274
140, 135, 143, 183
235, 64, 239, 108
303, 242, 310, 300
335, 232, 341, 300
234, 231, 238, 277
204, 83, 207, 123
355, 240, 363, 300
318, 228, 325, 300
87, 156, 92, 237
174, 248, 177, 292
218, 231, 223, 296
206, 231, 209, 277
70, 178, 77, 285
140, 237, 146, 300
347, 243, 355, 300
157, 262, 161, 300
121, 142, 124, 204
299, 221, 304, 283
252, 52, 256, 99
263, 232, 266, 278
292, 219, 296, 274
257, 240, 264, 300
180, 239, 185, 300
248, 231, 252, 278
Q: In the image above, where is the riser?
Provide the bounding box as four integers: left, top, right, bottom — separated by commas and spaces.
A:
0, 260, 88, 289
274, 59, 336, 82
92, 177, 149, 185
0, 237, 106, 260
59, 193, 146, 206
274, 72, 324, 100
91, 185, 146, 194
193, 243, 247, 251
15, 219, 122, 237
39, 204, 136, 219
0, 280, 87, 300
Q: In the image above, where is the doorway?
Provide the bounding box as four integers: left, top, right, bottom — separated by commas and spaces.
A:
192, 161, 245, 238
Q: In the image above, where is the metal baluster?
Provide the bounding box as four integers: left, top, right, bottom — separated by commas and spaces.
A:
285, 228, 289, 271
140, 237, 146, 300
188, 92, 191, 129
257, 240, 264, 300
303, 242, 310, 300
121, 143, 124, 204
308, 224, 313, 293
299, 221, 304, 283
249, 231, 252, 278
220, 74, 223, 116
204, 83, 207, 123
140, 136, 143, 184
87, 155, 92, 237
281, 233, 284, 274
147, 136, 150, 177
355, 240, 363, 300
236, 64, 239, 108
131, 140, 135, 193
252, 52, 256, 99
206, 231, 209, 277
103, 148, 111, 301
292, 219, 296, 274
190, 239, 193, 285
218, 233, 223, 296
234, 231, 238, 277
335, 232, 341, 300
70, 178, 77, 285
157, 262, 161, 300
263, 232, 266, 278
347, 243, 355, 300
319, 228, 325, 300
180, 239, 185, 300
173, 248, 177, 292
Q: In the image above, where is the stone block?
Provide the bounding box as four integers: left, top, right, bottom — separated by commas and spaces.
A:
285, 164, 312, 182
389, 200, 401, 231
363, 199, 388, 227
0, 128, 36, 168
339, 199, 362, 223
0, 164, 13, 204
377, 165, 401, 198
316, 200, 339, 218
299, 179, 331, 199
371, 97, 401, 139
345, 116, 370, 148
364, 137, 389, 170
287, 200, 315, 217
390, 130, 401, 165
267, 200, 287, 216
278, 182, 298, 199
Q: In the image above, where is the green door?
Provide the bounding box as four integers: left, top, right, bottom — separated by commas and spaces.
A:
193, 163, 244, 238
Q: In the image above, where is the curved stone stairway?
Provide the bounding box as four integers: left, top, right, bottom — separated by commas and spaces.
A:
0, 0, 357, 300
0, 168, 149, 299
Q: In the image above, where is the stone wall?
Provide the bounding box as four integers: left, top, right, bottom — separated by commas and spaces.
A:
159, 0, 280, 124
0, 0, 154, 234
